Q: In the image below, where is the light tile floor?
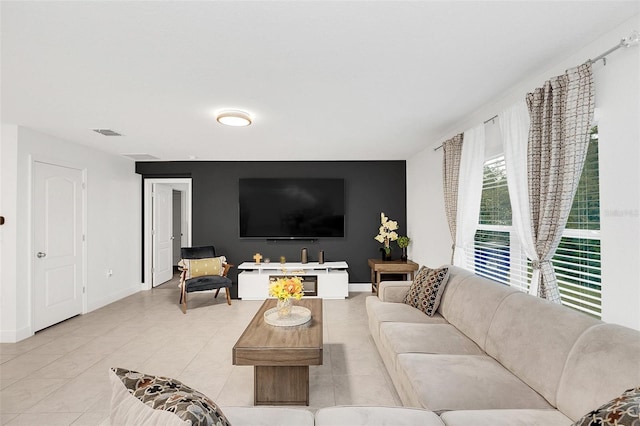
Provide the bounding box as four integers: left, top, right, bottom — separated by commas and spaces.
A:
0, 282, 400, 425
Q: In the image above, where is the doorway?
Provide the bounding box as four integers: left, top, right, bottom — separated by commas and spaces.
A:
143, 178, 192, 289
32, 160, 86, 332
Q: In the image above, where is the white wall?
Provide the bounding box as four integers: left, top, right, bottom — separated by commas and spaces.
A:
0, 125, 20, 339
0, 126, 142, 342
407, 15, 640, 330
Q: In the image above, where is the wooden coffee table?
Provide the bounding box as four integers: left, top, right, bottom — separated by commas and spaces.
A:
232, 298, 323, 406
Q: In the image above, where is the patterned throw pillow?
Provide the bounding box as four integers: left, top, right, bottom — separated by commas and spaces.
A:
179, 256, 226, 279
111, 367, 231, 426
572, 387, 640, 426
403, 266, 450, 316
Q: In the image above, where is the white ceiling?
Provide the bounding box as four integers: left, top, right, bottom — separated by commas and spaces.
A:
2, 1, 638, 161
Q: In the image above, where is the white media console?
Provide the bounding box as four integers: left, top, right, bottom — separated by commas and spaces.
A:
237, 261, 349, 300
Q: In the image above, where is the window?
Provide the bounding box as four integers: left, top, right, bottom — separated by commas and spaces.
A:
553, 126, 601, 317
472, 127, 601, 317
471, 156, 530, 292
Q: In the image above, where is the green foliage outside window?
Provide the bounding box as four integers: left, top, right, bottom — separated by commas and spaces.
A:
474, 126, 602, 318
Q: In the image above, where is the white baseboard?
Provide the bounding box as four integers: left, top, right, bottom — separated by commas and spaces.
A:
86, 284, 141, 313
349, 282, 372, 292
0, 325, 33, 343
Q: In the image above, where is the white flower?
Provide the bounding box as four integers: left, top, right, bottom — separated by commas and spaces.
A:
374, 212, 400, 243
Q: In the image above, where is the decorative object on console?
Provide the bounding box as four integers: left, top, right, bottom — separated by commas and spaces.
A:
280, 256, 286, 264
109, 367, 231, 426
403, 266, 450, 316
253, 253, 263, 264
374, 212, 399, 261
269, 276, 304, 318
572, 386, 640, 426
397, 236, 411, 262
318, 250, 325, 264
301, 247, 308, 264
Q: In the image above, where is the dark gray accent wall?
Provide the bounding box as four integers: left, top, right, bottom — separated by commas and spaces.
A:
136, 161, 406, 298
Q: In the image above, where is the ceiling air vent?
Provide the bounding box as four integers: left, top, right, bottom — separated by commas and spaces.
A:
93, 129, 122, 136
122, 154, 159, 161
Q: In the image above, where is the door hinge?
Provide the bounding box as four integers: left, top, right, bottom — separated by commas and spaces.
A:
82, 234, 86, 242
83, 287, 86, 294
151, 267, 155, 273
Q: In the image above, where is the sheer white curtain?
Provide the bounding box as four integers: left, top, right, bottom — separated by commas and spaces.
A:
453, 125, 485, 268
499, 101, 539, 294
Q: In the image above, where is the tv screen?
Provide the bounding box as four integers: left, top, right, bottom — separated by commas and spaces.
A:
239, 178, 345, 239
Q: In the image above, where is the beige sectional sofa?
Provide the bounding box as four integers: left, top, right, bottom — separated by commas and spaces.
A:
366, 265, 640, 425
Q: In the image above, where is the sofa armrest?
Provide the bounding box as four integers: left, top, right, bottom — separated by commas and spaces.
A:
378, 280, 411, 303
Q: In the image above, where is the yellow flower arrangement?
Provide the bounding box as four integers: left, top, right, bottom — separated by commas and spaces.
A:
269, 276, 304, 301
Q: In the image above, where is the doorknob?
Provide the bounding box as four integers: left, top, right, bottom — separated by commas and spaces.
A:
170, 236, 175, 240
37, 252, 47, 258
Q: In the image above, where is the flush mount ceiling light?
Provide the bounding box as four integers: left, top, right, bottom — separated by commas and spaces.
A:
216, 110, 252, 127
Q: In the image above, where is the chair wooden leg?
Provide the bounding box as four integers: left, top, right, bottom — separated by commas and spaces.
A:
226, 288, 232, 305
181, 287, 187, 314
214, 288, 221, 298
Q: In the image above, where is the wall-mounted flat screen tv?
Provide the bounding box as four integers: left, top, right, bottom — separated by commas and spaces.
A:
239, 178, 345, 239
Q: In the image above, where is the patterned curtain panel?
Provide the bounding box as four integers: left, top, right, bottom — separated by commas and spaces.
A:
526, 62, 595, 303
442, 134, 464, 263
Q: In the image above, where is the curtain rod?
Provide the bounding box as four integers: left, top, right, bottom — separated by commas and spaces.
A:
432, 29, 639, 153
590, 30, 640, 66
433, 114, 497, 151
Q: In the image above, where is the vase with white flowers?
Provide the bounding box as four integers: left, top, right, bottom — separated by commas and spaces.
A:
374, 212, 399, 261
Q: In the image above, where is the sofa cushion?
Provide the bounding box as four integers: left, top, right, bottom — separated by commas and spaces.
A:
315, 406, 444, 426
185, 275, 232, 292
379, 323, 484, 373
366, 296, 447, 343
438, 273, 519, 351
484, 292, 600, 407
396, 354, 553, 411
109, 368, 231, 426
222, 407, 314, 426
570, 387, 640, 426
403, 266, 450, 316
440, 409, 572, 426
435, 265, 474, 316
556, 324, 640, 421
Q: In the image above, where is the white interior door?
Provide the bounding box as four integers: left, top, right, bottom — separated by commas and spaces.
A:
152, 184, 173, 286
33, 161, 84, 331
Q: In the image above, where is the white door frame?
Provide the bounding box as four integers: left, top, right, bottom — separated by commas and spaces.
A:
143, 178, 192, 290
29, 156, 87, 333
